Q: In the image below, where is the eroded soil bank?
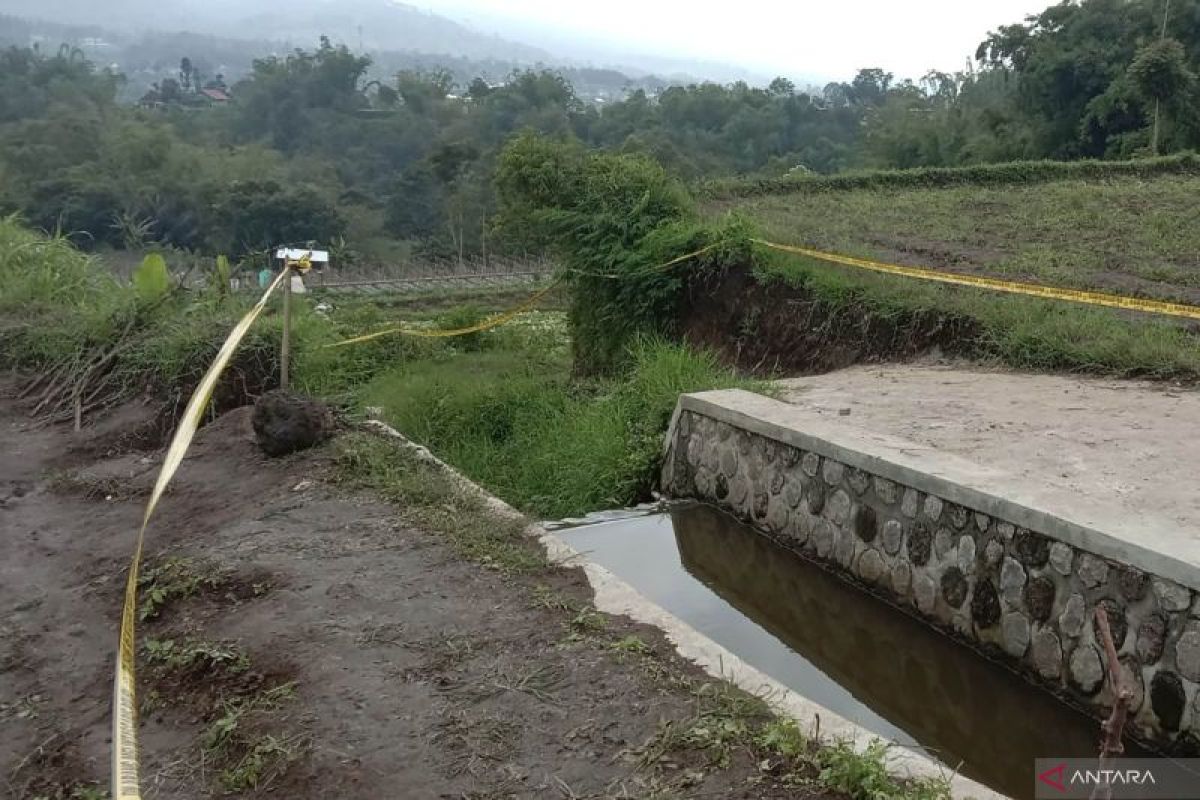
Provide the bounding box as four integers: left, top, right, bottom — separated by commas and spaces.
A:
0, 381, 847, 799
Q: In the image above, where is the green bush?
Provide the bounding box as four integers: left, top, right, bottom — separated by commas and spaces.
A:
495, 133, 760, 374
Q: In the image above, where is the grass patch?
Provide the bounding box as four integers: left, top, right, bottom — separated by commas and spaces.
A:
358, 338, 757, 519
332, 432, 547, 574
200, 682, 303, 793
137, 557, 224, 621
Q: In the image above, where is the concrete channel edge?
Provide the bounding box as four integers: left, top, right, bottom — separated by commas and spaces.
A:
361, 420, 1002, 799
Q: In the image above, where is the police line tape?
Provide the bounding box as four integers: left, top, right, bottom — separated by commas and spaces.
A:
111, 269, 289, 800
752, 238, 1200, 321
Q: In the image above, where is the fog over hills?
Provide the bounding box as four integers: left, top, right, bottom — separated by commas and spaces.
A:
0, 0, 788, 86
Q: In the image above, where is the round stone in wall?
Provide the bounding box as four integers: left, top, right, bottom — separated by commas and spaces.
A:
873, 477, 898, 505
881, 520, 903, 556
1152, 578, 1192, 612
1001, 612, 1030, 658
1150, 671, 1186, 732
1117, 567, 1149, 601
1077, 554, 1110, 589
1014, 529, 1050, 568
824, 489, 852, 526
812, 519, 835, 558
766, 496, 790, 533
974, 512, 990, 532
806, 484, 825, 516
801, 452, 820, 477
1048, 542, 1073, 576
852, 504, 877, 543
997, 522, 1015, 541
1176, 622, 1200, 682
933, 527, 955, 561
858, 548, 886, 584
1059, 593, 1086, 639
1136, 613, 1168, 665
730, 475, 749, 511
835, 527, 856, 568
907, 523, 932, 567
941, 567, 969, 608
719, 447, 738, 478
1031, 628, 1063, 680
782, 446, 801, 468
984, 538, 1004, 568
1024, 576, 1057, 624
848, 468, 871, 496
901, 488, 920, 519
923, 494, 944, 521
957, 536, 977, 574
1069, 644, 1104, 695
770, 471, 785, 496
948, 504, 969, 530
970, 578, 1001, 628
716, 421, 733, 442
913, 571, 937, 614
822, 459, 845, 486
891, 562, 912, 597
1000, 557, 1027, 606
753, 491, 769, 521
678, 412, 692, 438
784, 476, 804, 509
736, 432, 752, 456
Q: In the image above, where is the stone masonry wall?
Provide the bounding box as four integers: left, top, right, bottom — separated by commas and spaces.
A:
662, 409, 1200, 751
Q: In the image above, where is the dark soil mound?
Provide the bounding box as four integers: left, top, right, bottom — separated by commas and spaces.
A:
252, 391, 333, 456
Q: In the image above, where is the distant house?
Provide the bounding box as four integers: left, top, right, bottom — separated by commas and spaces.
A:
200, 88, 230, 104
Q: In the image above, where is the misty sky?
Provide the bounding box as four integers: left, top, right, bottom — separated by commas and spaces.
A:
431, 0, 1047, 81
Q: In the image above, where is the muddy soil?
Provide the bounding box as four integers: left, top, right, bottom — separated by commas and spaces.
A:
0, 381, 830, 799
680, 266, 980, 376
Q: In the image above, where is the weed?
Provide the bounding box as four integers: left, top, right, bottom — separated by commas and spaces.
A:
137, 557, 222, 621
200, 681, 299, 790
609, 635, 652, 655
218, 734, 305, 792
143, 637, 250, 674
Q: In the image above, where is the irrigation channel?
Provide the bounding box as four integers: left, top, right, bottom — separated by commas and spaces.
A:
556, 503, 1149, 800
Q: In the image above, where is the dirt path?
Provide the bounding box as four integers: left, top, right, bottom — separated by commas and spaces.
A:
1, 384, 831, 799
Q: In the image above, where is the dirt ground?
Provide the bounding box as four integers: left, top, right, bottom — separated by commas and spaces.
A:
777, 363, 1200, 532
0, 380, 834, 800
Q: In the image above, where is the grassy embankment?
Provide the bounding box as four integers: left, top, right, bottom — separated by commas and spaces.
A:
716, 156, 1200, 379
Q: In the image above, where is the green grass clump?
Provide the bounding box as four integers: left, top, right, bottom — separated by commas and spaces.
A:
358, 338, 755, 519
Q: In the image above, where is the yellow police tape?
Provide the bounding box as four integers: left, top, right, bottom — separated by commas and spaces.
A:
112, 269, 288, 800
324, 278, 563, 348
753, 238, 1200, 321
326, 243, 728, 348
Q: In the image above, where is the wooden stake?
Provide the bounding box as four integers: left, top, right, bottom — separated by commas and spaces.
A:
280, 265, 292, 392
1090, 605, 1132, 800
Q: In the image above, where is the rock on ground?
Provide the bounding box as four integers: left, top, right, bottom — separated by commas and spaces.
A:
252, 391, 333, 456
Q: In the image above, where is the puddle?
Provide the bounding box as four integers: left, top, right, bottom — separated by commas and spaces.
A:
560, 503, 1145, 800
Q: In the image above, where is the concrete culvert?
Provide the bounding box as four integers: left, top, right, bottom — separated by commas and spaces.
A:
252, 390, 333, 457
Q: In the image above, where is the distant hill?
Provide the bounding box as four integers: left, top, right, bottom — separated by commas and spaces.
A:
1, 0, 552, 63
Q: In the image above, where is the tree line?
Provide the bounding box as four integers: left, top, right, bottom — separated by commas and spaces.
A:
0, 0, 1197, 264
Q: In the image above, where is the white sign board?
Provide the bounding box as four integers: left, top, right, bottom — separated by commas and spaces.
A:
274, 248, 329, 263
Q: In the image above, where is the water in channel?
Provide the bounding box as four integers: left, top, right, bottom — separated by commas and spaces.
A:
559, 503, 1145, 800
